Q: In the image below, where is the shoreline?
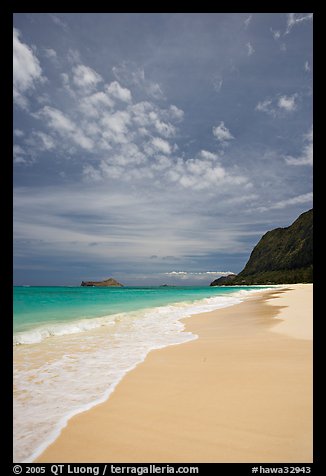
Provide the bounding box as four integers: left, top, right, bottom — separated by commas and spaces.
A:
14, 286, 265, 462
14, 289, 260, 462
36, 284, 312, 463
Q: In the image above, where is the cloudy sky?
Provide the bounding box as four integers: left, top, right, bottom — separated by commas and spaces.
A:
13, 13, 313, 286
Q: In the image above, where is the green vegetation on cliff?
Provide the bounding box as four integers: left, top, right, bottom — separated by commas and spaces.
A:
211, 209, 313, 285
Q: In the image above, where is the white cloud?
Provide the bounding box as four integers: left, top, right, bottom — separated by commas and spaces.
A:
151, 137, 172, 155
165, 155, 247, 191
49, 14, 68, 30
79, 91, 114, 118
106, 81, 132, 103
278, 94, 297, 112
39, 106, 75, 133
67, 48, 81, 64
82, 165, 103, 182
34, 132, 55, 150
212, 74, 223, 92
200, 150, 219, 161
112, 63, 164, 100
256, 94, 298, 116
304, 61, 311, 72
130, 102, 183, 138
18, 58, 248, 192
270, 28, 281, 40
244, 15, 252, 29
13, 145, 27, 164
284, 127, 313, 166
256, 99, 274, 115
13, 28, 44, 109
38, 106, 94, 150
14, 129, 24, 137
14, 182, 253, 270
72, 64, 102, 92
285, 13, 313, 35
212, 122, 234, 144
164, 271, 236, 281
147, 82, 164, 99
101, 110, 131, 144
151, 155, 172, 171
44, 48, 57, 60
25, 131, 55, 151
247, 42, 255, 56
154, 119, 176, 138
169, 105, 184, 121
257, 192, 313, 212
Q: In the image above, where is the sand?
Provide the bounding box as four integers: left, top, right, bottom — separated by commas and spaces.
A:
36, 284, 313, 463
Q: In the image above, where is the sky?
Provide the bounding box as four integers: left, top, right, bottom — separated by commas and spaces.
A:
13, 13, 313, 286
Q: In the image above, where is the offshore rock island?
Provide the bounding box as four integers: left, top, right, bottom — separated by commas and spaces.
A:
81, 278, 124, 287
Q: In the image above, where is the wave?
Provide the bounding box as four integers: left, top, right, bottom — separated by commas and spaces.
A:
13, 287, 269, 462
13, 288, 261, 346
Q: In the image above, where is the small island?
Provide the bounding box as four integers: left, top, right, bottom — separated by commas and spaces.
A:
81, 278, 124, 287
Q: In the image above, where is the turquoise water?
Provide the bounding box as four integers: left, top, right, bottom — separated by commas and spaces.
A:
14, 284, 273, 462
14, 285, 261, 334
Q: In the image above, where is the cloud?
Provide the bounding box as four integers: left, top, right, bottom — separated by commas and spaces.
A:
72, 64, 103, 92
106, 81, 132, 103
304, 61, 311, 72
151, 137, 172, 155
13, 182, 256, 275
270, 28, 281, 40
200, 150, 219, 160
79, 91, 115, 118
278, 94, 297, 112
37, 106, 94, 150
13, 28, 44, 109
112, 63, 164, 100
212, 73, 223, 92
49, 14, 68, 30
12, 14, 314, 286
284, 127, 313, 166
101, 110, 131, 145
256, 94, 298, 116
13, 145, 27, 164
244, 15, 252, 29
26, 131, 55, 151
153, 119, 176, 138
82, 165, 103, 182
16, 51, 249, 193
14, 129, 25, 137
163, 271, 236, 281
212, 122, 234, 144
257, 192, 313, 212
169, 105, 184, 121
255, 99, 274, 115
44, 48, 57, 60
246, 42, 255, 56
38, 106, 75, 133
285, 13, 313, 35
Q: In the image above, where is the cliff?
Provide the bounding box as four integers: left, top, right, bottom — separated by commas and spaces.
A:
210, 274, 237, 286
210, 209, 313, 285
81, 278, 124, 287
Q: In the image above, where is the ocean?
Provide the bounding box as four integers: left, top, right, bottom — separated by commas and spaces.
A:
13, 285, 272, 462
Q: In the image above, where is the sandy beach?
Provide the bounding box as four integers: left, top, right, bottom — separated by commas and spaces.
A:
36, 284, 313, 463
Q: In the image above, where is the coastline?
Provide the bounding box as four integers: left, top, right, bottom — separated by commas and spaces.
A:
36, 284, 313, 463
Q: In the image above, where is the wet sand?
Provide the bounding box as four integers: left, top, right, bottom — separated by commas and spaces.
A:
37, 285, 313, 462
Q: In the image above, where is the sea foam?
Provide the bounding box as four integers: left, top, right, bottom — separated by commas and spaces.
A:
13, 288, 265, 462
